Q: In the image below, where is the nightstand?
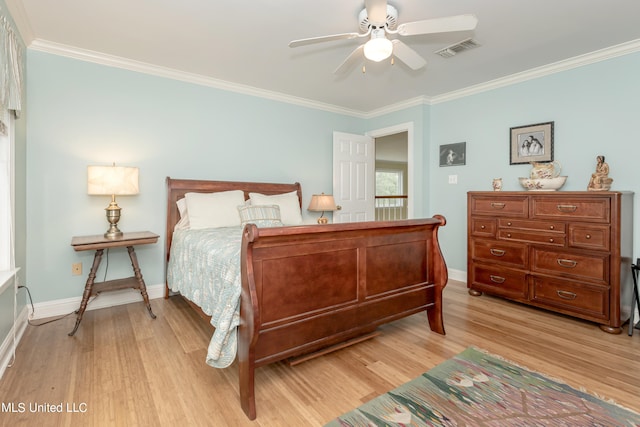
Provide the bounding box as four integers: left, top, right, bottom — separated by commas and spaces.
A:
69, 231, 159, 336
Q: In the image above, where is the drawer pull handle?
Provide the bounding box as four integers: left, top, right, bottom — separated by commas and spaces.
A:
549, 225, 554, 230
585, 234, 591, 239
490, 275, 505, 284
507, 222, 512, 226
549, 238, 554, 243
557, 204, 577, 212
557, 290, 577, 300
557, 258, 578, 268
506, 233, 512, 238
490, 249, 506, 257
491, 202, 505, 209
480, 225, 486, 229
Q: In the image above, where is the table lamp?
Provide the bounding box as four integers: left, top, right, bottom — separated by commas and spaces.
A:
307, 193, 337, 224
87, 164, 139, 239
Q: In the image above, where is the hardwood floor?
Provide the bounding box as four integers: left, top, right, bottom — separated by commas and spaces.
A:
1, 280, 639, 426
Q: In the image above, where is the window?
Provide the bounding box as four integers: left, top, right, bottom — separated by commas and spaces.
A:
376, 169, 404, 208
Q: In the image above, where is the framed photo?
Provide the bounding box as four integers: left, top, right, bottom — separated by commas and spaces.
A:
509, 121, 554, 165
439, 142, 466, 167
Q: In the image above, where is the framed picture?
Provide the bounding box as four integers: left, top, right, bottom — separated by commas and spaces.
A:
439, 142, 466, 167
509, 121, 554, 165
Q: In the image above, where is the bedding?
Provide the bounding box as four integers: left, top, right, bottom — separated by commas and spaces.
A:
167, 226, 243, 368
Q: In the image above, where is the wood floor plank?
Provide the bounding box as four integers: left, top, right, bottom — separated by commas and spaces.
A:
1, 281, 639, 426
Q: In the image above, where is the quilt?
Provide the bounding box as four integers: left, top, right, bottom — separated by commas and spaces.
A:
167, 227, 243, 368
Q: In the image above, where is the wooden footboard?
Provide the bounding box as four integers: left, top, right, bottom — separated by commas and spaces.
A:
238, 217, 447, 419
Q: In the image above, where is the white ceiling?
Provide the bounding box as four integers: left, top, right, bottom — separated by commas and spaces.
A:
6, 0, 640, 114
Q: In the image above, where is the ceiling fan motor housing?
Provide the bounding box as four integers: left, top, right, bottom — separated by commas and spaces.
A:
359, 4, 398, 31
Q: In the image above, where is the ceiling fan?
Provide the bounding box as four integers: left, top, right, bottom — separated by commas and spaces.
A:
289, 0, 478, 74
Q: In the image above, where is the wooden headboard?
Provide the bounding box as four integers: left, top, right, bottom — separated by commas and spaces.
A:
165, 177, 303, 273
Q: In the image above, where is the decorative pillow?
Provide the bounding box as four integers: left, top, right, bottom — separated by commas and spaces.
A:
248, 191, 303, 225
237, 204, 284, 228
184, 190, 245, 229
174, 198, 190, 230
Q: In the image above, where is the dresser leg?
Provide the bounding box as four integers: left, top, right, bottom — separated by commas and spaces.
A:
127, 246, 156, 319
599, 324, 622, 334
468, 288, 483, 296
69, 249, 104, 336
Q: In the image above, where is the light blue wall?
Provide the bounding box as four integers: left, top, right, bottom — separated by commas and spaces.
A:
24, 46, 640, 305
26, 51, 366, 303
430, 52, 640, 271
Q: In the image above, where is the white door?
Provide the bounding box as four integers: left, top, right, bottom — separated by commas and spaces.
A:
332, 132, 375, 223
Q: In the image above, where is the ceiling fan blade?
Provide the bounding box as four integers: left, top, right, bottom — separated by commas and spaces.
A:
334, 45, 365, 74
397, 14, 478, 36
365, 0, 388, 26
391, 40, 426, 70
289, 32, 362, 48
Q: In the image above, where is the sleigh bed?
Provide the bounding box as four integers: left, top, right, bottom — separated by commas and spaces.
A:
164, 177, 448, 420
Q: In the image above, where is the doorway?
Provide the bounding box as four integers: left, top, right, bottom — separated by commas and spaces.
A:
375, 132, 408, 220
368, 122, 413, 220
332, 122, 413, 222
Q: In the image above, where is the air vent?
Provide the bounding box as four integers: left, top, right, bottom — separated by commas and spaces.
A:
435, 38, 480, 58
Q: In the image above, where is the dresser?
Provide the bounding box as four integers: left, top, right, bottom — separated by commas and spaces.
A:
467, 191, 634, 333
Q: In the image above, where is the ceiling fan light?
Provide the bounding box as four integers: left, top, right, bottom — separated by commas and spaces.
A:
364, 37, 393, 62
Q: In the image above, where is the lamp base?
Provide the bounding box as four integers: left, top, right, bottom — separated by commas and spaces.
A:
317, 217, 328, 224
104, 202, 123, 239
104, 226, 123, 239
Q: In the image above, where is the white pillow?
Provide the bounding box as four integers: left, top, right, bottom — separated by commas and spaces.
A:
184, 190, 245, 229
174, 198, 190, 230
249, 191, 303, 225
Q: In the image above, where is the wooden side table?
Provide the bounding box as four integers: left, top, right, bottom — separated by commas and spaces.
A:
69, 231, 159, 336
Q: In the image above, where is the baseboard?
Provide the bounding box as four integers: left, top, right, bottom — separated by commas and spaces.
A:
448, 268, 467, 283
0, 305, 28, 380
29, 283, 165, 320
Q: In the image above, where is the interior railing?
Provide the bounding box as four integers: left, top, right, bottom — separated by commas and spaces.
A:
375, 195, 408, 220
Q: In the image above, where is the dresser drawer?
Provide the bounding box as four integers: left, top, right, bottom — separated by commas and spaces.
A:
498, 218, 565, 233
530, 248, 608, 283
469, 196, 528, 217
471, 239, 527, 268
530, 277, 609, 321
530, 197, 610, 223
498, 230, 565, 246
470, 218, 496, 237
469, 265, 528, 299
568, 224, 610, 251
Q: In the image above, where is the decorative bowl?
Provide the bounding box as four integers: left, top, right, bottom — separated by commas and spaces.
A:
518, 176, 567, 191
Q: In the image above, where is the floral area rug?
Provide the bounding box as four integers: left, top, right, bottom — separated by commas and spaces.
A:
327, 347, 640, 426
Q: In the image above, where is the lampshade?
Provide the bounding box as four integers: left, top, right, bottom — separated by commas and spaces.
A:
87, 165, 139, 195
307, 193, 337, 212
364, 34, 393, 62
87, 164, 139, 239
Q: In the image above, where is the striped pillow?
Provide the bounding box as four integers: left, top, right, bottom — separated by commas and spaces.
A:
237, 204, 284, 228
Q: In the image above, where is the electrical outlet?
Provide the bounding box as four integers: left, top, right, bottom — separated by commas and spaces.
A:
72, 263, 82, 276
448, 175, 458, 184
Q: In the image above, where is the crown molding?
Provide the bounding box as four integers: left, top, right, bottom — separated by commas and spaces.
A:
362, 96, 429, 119
27, 37, 640, 118
28, 39, 367, 118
